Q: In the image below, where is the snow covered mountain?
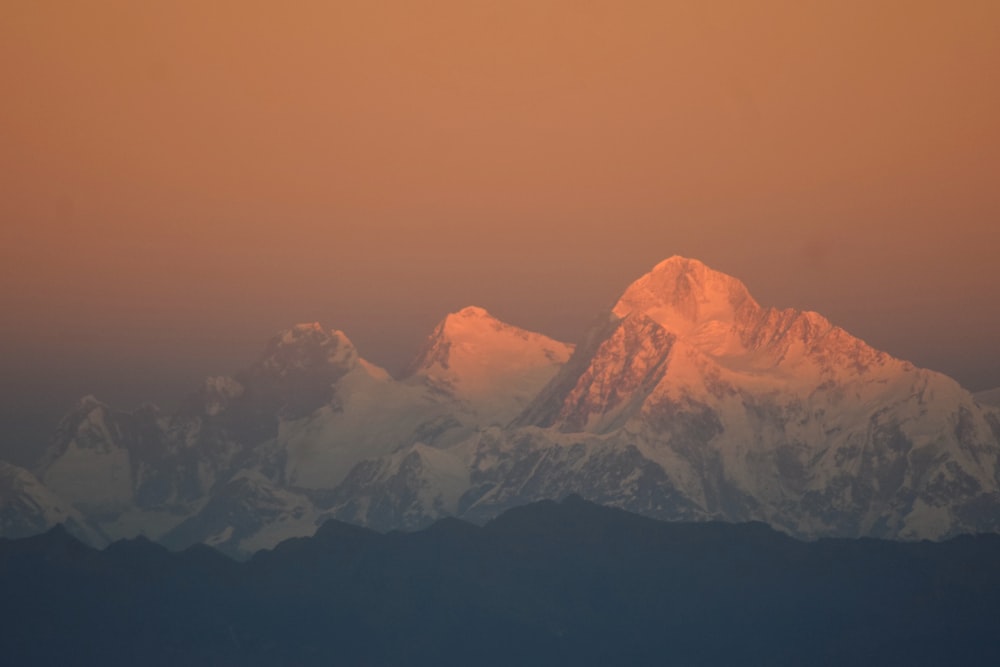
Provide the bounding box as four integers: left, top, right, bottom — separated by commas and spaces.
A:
8, 311, 576, 555
36, 395, 226, 542
324, 257, 1000, 540
3, 257, 999, 554
0, 461, 105, 545
270, 310, 570, 493
404, 305, 573, 424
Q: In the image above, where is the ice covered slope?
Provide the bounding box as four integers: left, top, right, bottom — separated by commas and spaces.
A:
404, 306, 573, 424
249, 322, 457, 490
269, 315, 572, 489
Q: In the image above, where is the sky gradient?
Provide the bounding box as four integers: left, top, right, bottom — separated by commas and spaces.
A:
1, 1, 998, 457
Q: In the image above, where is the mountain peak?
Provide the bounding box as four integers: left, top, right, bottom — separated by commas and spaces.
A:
453, 305, 492, 318
440, 306, 502, 334
278, 322, 348, 345
650, 255, 707, 273
404, 308, 574, 422
409, 307, 570, 375
612, 256, 759, 335
254, 323, 358, 375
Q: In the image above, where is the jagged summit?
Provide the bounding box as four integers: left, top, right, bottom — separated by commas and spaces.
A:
613, 256, 760, 336
253, 322, 359, 375
274, 322, 352, 347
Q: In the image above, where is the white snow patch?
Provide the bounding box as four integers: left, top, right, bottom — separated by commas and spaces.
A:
900, 500, 953, 540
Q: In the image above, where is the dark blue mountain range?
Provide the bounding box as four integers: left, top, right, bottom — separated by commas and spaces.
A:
2, 496, 999, 666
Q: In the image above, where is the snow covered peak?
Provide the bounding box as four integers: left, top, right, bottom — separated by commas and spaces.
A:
437, 305, 504, 337
613, 256, 760, 336
409, 307, 572, 375
452, 305, 491, 319
526, 256, 919, 436
405, 307, 574, 424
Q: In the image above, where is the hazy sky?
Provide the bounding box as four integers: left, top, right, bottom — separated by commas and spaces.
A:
1, 1, 998, 448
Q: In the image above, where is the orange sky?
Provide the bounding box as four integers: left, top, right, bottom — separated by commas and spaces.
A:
1, 1, 999, 428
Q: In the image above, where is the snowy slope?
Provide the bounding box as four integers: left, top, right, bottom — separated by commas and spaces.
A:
245, 315, 570, 491
0, 461, 106, 545
336, 258, 1000, 540
255, 323, 466, 490
404, 306, 574, 424
326, 441, 472, 531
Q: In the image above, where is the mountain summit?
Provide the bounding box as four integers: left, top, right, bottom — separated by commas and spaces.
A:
612, 256, 760, 335
405, 306, 573, 423
3, 257, 999, 555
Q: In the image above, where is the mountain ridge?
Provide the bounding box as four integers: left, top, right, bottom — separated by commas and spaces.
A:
2, 257, 999, 555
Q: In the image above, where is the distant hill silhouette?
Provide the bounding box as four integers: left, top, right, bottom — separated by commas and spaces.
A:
2, 496, 1000, 666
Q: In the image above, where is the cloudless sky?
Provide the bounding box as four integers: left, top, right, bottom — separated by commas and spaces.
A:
1, 1, 998, 460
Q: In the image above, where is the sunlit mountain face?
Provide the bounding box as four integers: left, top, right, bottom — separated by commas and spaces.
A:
2, 257, 998, 557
